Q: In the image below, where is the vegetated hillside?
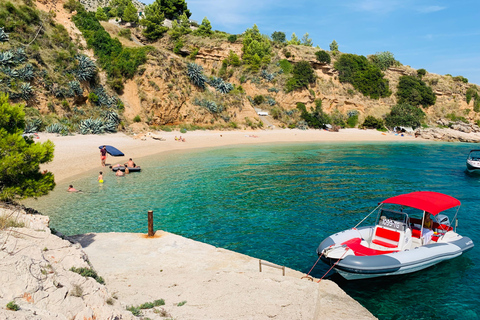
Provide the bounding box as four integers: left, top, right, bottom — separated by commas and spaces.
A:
2, 0, 480, 135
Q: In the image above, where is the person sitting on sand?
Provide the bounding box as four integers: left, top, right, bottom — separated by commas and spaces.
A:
175, 136, 179, 141
115, 169, 124, 176
124, 158, 136, 168
68, 185, 79, 192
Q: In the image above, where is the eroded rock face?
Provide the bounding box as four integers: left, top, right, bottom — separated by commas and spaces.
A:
0, 206, 136, 320
415, 121, 480, 143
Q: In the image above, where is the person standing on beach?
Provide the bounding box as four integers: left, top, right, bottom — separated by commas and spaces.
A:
100, 146, 107, 167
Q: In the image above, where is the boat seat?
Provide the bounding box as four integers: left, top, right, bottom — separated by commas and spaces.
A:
372, 226, 401, 248
342, 238, 398, 256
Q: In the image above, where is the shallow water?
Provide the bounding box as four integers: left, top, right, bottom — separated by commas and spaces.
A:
24, 141, 480, 319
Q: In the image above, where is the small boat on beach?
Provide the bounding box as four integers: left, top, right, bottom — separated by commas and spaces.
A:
317, 191, 474, 280
112, 166, 141, 172
466, 150, 480, 173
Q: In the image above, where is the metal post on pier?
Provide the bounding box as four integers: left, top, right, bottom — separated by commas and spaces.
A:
147, 210, 154, 237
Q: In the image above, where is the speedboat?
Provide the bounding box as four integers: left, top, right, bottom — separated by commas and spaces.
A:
466, 150, 480, 173
317, 191, 474, 280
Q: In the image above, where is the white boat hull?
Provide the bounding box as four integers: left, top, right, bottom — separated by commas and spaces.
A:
317, 227, 474, 280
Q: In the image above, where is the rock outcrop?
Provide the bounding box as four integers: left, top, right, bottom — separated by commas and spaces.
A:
415, 120, 480, 142
0, 206, 136, 320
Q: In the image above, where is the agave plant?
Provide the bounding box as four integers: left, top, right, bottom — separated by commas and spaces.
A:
208, 76, 223, 88
267, 97, 276, 106
20, 82, 34, 101
79, 118, 105, 135
17, 64, 34, 81
216, 81, 233, 94
101, 120, 117, 133
68, 80, 83, 96
0, 27, 9, 42
187, 63, 206, 89
0, 51, 14, 65
24, 118, 43, 133
103, 110, 120, 124
0, 66, 18, 78
46, 123, 69, 135
76, 55, 97, 81
93, 86, 117, 108
261, 70, 275, 82
12, 48, 26, 65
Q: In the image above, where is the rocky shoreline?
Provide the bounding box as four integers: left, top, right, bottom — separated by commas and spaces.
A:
0, 206, 376, 320
415, 120, 480, 143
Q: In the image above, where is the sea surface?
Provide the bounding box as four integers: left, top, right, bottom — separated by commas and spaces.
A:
24, 141, 480, 320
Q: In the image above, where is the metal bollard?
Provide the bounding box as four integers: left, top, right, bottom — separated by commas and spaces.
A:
147, 210, 154, 237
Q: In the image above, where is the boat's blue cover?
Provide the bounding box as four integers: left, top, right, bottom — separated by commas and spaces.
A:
99, 145, 124, 157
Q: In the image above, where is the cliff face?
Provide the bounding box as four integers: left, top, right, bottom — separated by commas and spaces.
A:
21, 0, 480, 133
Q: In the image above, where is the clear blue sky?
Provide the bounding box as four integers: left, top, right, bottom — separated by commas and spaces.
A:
144, 0, 480, 85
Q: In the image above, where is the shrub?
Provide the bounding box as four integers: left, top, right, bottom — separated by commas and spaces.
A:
396, 75, 436, 107
384, 103, 425, 129
466, 87, 478, 104
227, 34, 237, 43
453, 75, 468, 83
6, 301, 19, 311
297, 100, 330, 129
417, 68, 426, 78
362, 115, 384, 129
133, 115, 141, 122
278, 59, 292, 74
285, 61, 315, 92
315, 50, 331, 64
70, 267, 105, 284
334, 53, 391, 99
369, 51, 398, 71
253, 95, 264, 105
118, 28, 131, 39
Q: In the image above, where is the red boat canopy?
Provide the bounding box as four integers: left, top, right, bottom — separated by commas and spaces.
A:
381, 191, 461, 215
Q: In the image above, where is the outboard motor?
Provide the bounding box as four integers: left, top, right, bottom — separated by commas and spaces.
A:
436, 214, 450, 226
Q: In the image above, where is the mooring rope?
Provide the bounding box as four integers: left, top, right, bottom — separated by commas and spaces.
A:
317, 247, 350, 283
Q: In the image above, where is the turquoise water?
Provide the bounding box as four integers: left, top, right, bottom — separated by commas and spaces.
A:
24, 141, 480, 319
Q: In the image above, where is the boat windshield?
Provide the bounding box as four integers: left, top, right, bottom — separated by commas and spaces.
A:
377, 209, 408, 231
468, 150, 480, 160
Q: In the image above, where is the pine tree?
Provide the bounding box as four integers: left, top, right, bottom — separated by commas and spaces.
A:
123, 2, 139, 23
194, 17, 213, 37
140, 0, 169, 40
95, 7, 108, 21
0, 94, 55, 201
288, 33, 301, 45
301, 32, 313, 47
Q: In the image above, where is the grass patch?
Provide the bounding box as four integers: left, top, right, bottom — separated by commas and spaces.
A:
69, 267, 105, 284
0, 215, 25, 230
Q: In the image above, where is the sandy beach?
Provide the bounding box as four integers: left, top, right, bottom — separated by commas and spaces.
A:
39, 128, 418, 183
19, 128, 421, 319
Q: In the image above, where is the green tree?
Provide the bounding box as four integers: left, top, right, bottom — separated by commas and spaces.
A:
286, 61, 316, 92
288, 32, 301, 45
168, 12, 191, 39
109, 0, 129, 18
385, 103, 426, 128
329, 40, 338, 53
301, 32, 313, 47
140, 0, 169, 40
315, 50, 331, 64
297, 100, 330, 129
123, 2, 139, 23
362, 115, 384, 129
369, 51, 398, 71
95, 7, 108, 21
193, 17, 212, 37
271, 31, 286, 43
155, 0, 191, 20
334, 53, 391, 99
396, 75, 436, 107
417, 68, 426, 78
0, 94, 55, 201
242, 24, 271, 72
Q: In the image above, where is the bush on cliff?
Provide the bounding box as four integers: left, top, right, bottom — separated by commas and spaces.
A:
396, 75, 436, 108
384, 103, 426, 129
334, 53, 391, 99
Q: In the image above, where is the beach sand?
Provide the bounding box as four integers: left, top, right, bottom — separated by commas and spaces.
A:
30, 128, 417, 319
39, 128, 417, 183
